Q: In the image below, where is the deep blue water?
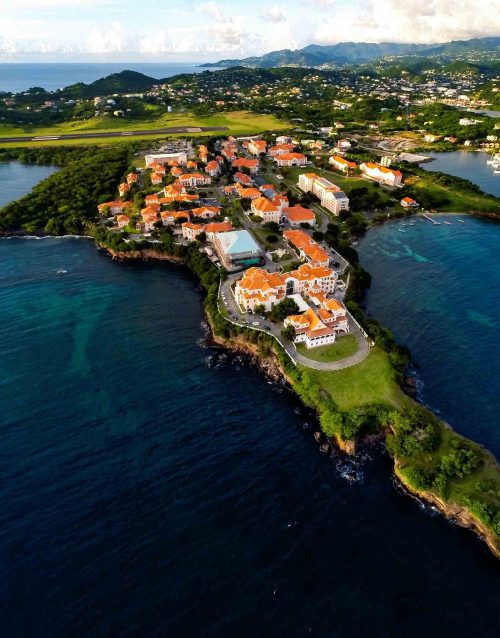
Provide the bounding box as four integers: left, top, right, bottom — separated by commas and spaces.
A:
358, 215, 500, 458
0, 63, 216, 94
0, 162, 58, 207
420, 151, 500, 197
0, 236, 499, 637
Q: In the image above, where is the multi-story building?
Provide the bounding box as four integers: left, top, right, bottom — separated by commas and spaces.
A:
145, 152, 187, 167
360, 163, 403, 187
247, 140, 267, 156
298, 173, 349, 215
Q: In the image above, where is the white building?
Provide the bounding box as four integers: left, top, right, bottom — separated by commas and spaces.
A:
145, 151, 188, 166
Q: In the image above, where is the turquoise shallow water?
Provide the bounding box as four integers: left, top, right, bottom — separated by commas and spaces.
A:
0, 237, 499, 637
358, 215, 500, 457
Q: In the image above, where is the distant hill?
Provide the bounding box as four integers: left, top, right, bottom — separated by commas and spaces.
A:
201, 37, 500, 68
61, 70, 160, 98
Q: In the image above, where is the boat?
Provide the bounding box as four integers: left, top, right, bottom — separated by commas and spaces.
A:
444, 221, 452, 225
398, 228, 406, 233
495, 170, 500, 174
458, 219, 464, 223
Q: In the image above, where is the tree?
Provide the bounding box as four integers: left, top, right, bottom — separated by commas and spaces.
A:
281, 325, 296, 341
271, 298, 300, 322
255, 304, 266, 316
263, 221, 280, 233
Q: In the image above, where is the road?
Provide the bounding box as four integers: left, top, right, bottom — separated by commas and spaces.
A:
0, 126, 229, 144
220, 275, 370, 371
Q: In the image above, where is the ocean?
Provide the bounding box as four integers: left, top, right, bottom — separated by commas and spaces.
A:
357, 215, 500, 458
0, 162, 58, 207
0, 63, 215, 94
419, 151, 500, 198
0, 170, 499, 635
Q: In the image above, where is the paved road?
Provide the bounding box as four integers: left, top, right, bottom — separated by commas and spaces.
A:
0, 126, 229, 144
220, 275, 370, 371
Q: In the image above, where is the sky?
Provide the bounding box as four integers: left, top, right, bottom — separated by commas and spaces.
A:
0, 0, 498, 62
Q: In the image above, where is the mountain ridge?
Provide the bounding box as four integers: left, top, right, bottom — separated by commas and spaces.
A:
200, 37, 500, 68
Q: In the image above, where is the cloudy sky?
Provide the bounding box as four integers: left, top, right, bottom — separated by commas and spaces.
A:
0, 0, 498, 62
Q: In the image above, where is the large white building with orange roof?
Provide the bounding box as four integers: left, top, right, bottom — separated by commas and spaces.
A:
329, 155, 357, 172
178, 173, 211, 188
192, 206, 220, 220
251, 197, 281, 223
232, 157, 260, 174
145, 151, 187, 167
235, 268, 286, 312
247, 140, 267, 156
268, 144, 296, 157
283, 229, 330, 268
205, 160, 220, 177
298, 173, 349, 215
274, 152, 307, 168
235, 264, 337, 312
360, 163, 402, 187
284, 308, 337, 348
205, 220, 233, 242
282, 205, 316, 227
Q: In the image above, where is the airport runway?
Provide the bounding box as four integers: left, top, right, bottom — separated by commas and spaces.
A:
0, 125, 229, 144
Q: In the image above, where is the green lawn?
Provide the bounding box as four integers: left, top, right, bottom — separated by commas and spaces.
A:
302, 347, 409, 411
0, 110, 289, 147
408, 174, 500, 214
297, 334, 358, 362
286, 166, 395, 204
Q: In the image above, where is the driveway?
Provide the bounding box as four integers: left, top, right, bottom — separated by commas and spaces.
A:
219, 276, 370, 371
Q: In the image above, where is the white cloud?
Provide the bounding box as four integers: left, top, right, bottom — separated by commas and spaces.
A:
261, 6, 287, 22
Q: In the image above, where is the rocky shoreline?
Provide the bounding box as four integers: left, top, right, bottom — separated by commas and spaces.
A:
46, 239, 500, 560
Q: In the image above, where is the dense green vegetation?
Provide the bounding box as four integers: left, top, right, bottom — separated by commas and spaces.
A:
0, 146, 132, 233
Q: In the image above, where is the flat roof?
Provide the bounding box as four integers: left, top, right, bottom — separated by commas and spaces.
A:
217, 230, 261, 256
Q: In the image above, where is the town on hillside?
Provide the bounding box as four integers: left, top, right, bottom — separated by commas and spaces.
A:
95, 131, 419, 360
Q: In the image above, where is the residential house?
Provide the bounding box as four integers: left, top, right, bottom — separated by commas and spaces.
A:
247, 140, 267, 156
251, 197, 281, 223
126, 172, 139, 186
274, 152, 307, 167
284, 308, 337, 349
329, 155, 357, 172
282, 205, 316, 227
98, 201, 132, 216
360, 163, 402, 187
116, 214, 130, 229
178, 173, 211, 188
150, 172, 164, 186
234, 172, 253, 186
401, 197, 419, 208
118, 182, 130, 197
205, 160, 220, 177
182, 222, 205, 242
192, 206, 220, 220
160, 210, 191, 226
142, 210, 159, 231
232, 157, 260, 174
268, 144, 296, 157
205, 220, 234, 242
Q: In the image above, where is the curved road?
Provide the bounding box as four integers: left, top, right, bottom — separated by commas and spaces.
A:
220, 276, 370, 371
0, 126, 229, 144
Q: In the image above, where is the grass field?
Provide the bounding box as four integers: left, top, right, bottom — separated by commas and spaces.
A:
296, 334, 358, 362
0, 110, 289, 147
302, 347, 409, 411
287, 166, 396, 204
408, 173, 500, 214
